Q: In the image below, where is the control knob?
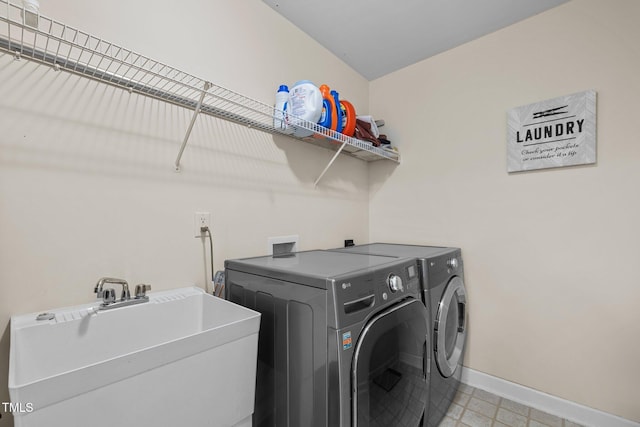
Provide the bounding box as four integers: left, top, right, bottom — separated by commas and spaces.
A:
387, 274, 404, 293
447, 257, 459, 269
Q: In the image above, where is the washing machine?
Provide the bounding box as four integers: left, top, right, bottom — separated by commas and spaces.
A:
333, 244, 468, 427
225, 250, 430, 427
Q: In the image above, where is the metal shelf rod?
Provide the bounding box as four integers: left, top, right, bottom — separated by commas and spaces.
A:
314, 141, 348, 187
175, 81, 211, 171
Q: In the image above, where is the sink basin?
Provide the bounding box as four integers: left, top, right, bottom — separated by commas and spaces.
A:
9, 286, 260, 427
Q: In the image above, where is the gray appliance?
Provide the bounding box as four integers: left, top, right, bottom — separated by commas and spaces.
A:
225, 250, 431, 427
333, 244, 468, 427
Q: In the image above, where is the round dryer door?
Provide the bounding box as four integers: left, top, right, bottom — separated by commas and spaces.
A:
352, 298, 430, 427
435, 276, 467, 378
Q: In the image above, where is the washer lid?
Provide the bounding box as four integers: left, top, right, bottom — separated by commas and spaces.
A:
225, 250, 401, 289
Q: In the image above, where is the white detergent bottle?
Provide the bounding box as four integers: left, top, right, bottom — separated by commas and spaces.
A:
288, 80, 322, 137
273, 85, 292, 134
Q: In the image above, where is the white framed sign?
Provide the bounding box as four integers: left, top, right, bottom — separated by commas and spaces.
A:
507, 90, 596, 172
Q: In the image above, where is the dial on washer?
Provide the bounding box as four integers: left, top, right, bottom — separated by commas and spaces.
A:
387, 274, 404, 292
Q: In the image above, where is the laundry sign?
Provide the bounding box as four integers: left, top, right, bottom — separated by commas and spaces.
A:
507, 90, 596, 172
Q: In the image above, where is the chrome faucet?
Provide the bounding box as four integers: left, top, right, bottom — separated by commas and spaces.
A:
95, 277, 130, 300
94, 277, 151, 310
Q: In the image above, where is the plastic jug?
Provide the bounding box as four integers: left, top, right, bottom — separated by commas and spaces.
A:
318, 84, 338, 132
339, 100, 356, 137
288, 80, 323, 137
273, 85, 292, 134
330, 90, 344, 134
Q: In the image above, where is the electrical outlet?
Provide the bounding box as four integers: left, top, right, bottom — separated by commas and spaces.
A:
194, 212, 211, 237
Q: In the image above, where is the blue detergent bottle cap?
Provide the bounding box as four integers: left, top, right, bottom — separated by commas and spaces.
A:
278, 85, 289, 92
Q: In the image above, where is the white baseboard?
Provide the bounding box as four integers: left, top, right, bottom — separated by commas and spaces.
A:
461, 367, 640, 427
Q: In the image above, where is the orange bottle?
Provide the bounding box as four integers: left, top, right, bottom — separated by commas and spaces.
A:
339, 100, 356, 137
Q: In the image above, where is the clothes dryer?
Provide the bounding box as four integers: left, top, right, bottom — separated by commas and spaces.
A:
333, 244, 468, 427
225, 250, 430, 427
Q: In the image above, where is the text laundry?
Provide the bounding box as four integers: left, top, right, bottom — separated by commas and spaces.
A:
516, 119, 584, 143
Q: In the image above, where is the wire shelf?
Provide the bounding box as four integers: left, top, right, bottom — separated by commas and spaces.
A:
0, 0, 399, 179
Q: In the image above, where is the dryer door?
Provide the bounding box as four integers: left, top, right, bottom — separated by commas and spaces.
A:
352, 298, 430, 427
434, 276, 467, 378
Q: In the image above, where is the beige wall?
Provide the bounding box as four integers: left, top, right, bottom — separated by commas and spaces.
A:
369, 0, 640, 422
0, 1, 370, 425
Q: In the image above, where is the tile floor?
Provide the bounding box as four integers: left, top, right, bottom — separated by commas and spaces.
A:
438, 384, 584, 427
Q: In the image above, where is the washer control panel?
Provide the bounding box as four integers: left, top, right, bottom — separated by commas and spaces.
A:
334, 259, 421, 326
427, 249, 463, 281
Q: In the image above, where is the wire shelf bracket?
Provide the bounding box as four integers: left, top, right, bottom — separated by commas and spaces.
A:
314, 140, 347, 187
174, 81, 211, 172
0, 0, 400, 185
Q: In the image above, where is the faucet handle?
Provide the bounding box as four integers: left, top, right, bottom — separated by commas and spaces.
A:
100, 288, 116, 305
135, 284, 152, 298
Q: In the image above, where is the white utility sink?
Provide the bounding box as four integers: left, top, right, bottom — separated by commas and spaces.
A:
9, 286, 260, 427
